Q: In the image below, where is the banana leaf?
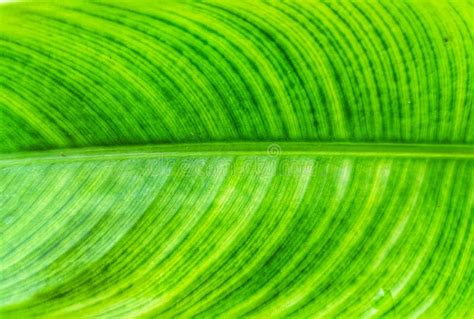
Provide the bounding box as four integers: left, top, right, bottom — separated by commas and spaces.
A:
0, 1, 473, 318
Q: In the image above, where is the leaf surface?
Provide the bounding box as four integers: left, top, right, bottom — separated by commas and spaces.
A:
0, 1, 473, 318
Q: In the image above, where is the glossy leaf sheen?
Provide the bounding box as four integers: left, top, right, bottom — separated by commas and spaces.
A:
0, 1, 473, 318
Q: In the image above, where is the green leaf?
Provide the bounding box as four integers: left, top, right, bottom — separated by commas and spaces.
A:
1, 1, 473, 318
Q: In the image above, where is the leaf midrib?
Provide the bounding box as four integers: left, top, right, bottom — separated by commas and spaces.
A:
1, 142, 473, 166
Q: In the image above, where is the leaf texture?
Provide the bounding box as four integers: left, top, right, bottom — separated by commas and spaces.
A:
0, 1, 473, 318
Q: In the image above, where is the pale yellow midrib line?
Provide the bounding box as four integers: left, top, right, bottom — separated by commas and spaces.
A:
1, 142, 474, 167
